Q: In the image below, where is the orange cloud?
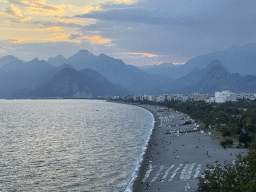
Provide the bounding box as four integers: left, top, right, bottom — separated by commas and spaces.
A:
127, 52, 158, 58
5, 0, 65, 15
9, 39, 28, 44
36, 26, 64, 32
55, 18, 82, 24
79, 36, 111, 44
65, 5, 102, 14
1, 1, 102, 18
115, 0, 136, 4
0, 4, 31, 21
173, 62, 185, 65
45, 33, 70, 42
0, 50, 5, 52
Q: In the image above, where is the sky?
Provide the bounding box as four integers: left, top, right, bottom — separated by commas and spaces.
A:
0, 0, 255, 66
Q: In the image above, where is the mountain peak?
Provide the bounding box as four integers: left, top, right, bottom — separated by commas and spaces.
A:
205, 59, 224, 71
32, 58, 39, 61
206, 65, 228, 76
98, 53, 110, 58
77, 50, 90, 55
0, 55, 20, 67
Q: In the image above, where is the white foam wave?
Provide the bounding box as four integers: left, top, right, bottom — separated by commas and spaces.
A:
124, 108, 154, 192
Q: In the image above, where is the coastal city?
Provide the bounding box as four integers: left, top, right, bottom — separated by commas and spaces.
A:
106, 91, 256, 103
1, 0, 255, 191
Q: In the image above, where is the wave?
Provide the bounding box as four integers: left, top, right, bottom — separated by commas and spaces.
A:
124, 107, 155, 192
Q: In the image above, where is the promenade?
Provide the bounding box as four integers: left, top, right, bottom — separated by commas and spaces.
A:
133, 104, 247, 192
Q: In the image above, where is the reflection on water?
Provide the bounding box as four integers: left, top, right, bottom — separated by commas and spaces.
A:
0, 100, 153, 192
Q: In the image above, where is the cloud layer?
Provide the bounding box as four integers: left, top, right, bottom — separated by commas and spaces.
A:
0, 0, 255, 66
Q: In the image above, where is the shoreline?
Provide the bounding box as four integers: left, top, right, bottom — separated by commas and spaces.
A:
131, 104, 159, 192
126, 102, 247, 192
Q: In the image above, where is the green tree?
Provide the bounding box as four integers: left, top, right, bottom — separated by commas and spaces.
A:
198, 141, 256, 192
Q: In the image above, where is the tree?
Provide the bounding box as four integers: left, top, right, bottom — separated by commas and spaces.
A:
239, 133, 252, 145
198, 141, 256, 191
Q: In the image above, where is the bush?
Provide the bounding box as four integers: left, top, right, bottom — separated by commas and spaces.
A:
225, 139, 233, 145
221, 129, 231, 137
239, 133, 252, 144
220, 139, 233, 148
198, 141, 256, 191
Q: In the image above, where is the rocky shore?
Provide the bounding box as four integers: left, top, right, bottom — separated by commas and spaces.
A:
132, 104, 247, 192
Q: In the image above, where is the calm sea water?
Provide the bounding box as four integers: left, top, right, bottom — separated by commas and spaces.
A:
0, 100, 154, 192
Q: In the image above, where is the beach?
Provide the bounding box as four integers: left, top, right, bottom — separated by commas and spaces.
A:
132, 104, 247, 192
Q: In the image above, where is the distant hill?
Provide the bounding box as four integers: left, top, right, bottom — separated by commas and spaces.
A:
50, 50, 171, 94
140, 43, 256, 79
183, 43, 256, 77
137, 63, 182, 78
0, 58, 55, 98
0, 55, 21, 67
26, 68, 126, 98
47, 55, 67, 67
148, 60, 224, 94
0, 59, 76, 98
176, 65, 256, 94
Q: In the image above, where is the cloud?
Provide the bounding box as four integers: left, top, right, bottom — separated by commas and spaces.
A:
8, 39, 28, 44
72, 35, 111, 44
2, 0, 102, 16
114, 0, 136, 4
36, 26, 64, 31
0, 4, 31, 21
65, 5, 102, 14
45, 33, 70, 42
123, 52, 157, 58
2, 0, 64, 15
55, 18, 82, 24
77, 0, 256, 28
81, 36, 111, 44
0, 50, 5, 52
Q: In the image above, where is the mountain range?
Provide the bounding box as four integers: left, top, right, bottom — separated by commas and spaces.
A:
25, 68, 125, 98
139, 43, 256, 79
0, 51, 170, 98
137, 63, 182, 78
0, 43, 256, 98
47, 50, 171, 94
148, 59, 256, 95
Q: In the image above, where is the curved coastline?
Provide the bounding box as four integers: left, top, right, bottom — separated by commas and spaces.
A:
120, 102, 248, 192
124, 104, 155, 192
110, 101, 158, 192
130, 104, 158, 192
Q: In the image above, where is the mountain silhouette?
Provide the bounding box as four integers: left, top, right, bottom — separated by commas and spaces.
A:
27, 68, 126, 98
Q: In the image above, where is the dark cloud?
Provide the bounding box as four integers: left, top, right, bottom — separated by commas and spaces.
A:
74, 0, 256, 63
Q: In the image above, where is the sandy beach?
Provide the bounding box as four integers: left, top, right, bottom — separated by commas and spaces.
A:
132, 104, 247, 192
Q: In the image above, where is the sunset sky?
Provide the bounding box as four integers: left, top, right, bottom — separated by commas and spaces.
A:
0, 0, 255, 66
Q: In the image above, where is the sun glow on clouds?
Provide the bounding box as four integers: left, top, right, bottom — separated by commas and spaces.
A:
9, 39, 28, 44
0, 4, 31, 21
0, 0, 102, 16
65, 4, 101, 14
55, 18, 82, 24
36, 26, 64, 31
3, 0, 65, 15
76, 35, 111, 44
124, 52, 158, 58
45, 33, 70, 42
114, 0, 136, 4
0, 0, 105, 44
173, 62, 185, 65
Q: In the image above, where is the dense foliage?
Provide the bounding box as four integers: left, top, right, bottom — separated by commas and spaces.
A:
160, 99, 256, 147
197, 141, 256, 192
118, 98, 256, 191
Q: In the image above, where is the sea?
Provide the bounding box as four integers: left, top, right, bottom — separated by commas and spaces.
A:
0, 99, 154, 192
